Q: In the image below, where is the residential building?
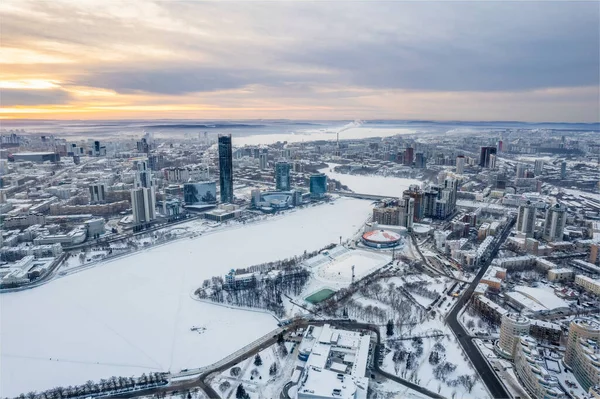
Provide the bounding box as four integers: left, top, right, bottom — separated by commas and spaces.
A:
547, 268, 574, 282
516, 201, 537, 237
89, 183, 106, 203
456, 155, 465, 174
575, 275, 600, 296
564, 319, 600, 392
534, 159, 544, 176
543, 203, 567, 242
514, 336, 566, 399
516, 163, 527, 179
131, 160, 156, 225
498, 313, 531, 359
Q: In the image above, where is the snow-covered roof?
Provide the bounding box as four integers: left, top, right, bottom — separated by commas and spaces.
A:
514, 286, 569, 310
362, 229, 401, 243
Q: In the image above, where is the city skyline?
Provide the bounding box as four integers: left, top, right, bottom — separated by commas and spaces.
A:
1, 1, 599, 122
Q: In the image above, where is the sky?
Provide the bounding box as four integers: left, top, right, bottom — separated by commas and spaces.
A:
0, 0, 599, 122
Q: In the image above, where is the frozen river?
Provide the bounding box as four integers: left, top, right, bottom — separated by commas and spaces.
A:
320, 164, 422, 198
0, 198, 372, 396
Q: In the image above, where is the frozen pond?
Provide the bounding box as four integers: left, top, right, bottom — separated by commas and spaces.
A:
0, 198, 372, 396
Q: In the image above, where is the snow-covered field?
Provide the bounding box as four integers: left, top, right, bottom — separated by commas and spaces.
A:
320, 165, 422, 198
315, 250, 389, 284
0, 198, 372, 397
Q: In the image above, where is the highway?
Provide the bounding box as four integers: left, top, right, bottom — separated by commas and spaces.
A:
445, 216, 516, 399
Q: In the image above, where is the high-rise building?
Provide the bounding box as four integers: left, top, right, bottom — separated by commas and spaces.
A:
561, 161, 567, 180
309, 173, 327, 199
543, 203, 567, 242
275, 161, 291, 191
434, 178, 458, 219
516, 201, 537, 237
534, 159, 544, 176
218, 135, 234, 203
89, 183, 106, 203
414, 152, 426, 168
131, 159, 156, 225
498, 313, 531, 359
489, 154, 497, 169
516, 163, 527, 178
134, 160, 153, 189
479, 146, 497, 168
403, 185, 424, 221
564, 319, 600, 392
131, 187, 156, 224
497, 140, 503, 152
514, 336, 566, 399
404, 147, 414, 166
259, 153, 268, 170
372, 198, 413, 229
251, 189, 261, 207
136, 138, 149, 154
93, 140, 106, 157
456, 155, 465, 174
148, 154, 164, 171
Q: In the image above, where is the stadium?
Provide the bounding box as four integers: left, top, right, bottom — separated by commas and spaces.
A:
361, 229, 402, 248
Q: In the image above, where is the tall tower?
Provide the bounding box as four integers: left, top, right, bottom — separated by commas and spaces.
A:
218, 134, 234, 203
543, 203, 567, 242
456, 155, 465, 175
516, 201, 537, 237
131, 159, 156, 225
479, 146, 497, 168
275, 161, 291, 191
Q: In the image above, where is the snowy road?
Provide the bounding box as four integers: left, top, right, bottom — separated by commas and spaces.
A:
0, 198, 372, 397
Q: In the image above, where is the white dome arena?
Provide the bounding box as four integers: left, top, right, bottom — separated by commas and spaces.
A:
361, 229, 402, 248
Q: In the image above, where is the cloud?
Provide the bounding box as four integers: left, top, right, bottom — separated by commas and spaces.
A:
0, 0, 598, 120
0, 88, 73, 106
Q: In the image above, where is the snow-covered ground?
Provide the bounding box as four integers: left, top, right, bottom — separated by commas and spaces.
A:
209, 342, 296, 399
383, 316, 490, 399
315, 250, 389, 284
0, 198, 372, 397
319, 165, 422, 198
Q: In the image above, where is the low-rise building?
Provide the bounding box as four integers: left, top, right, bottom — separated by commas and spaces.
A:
548, 268, 574, 282
575, 275, 600, 296
529, 320, 562, 343
296, 324, 369, 399
473, 295, 508, 324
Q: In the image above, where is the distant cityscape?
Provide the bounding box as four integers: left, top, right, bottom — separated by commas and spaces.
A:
1, 121, 600, 399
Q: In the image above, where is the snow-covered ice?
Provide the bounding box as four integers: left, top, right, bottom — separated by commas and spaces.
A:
320, 165, 422, 198
0, 198, 372, 397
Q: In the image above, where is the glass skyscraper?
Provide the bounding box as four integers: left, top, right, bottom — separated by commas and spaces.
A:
309, 173, 327, 199
275, 161, 291, 191
218, 134, 234, 203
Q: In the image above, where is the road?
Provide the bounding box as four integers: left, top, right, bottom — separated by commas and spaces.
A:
445, 216, 515, 399
107, 319, 444, 399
